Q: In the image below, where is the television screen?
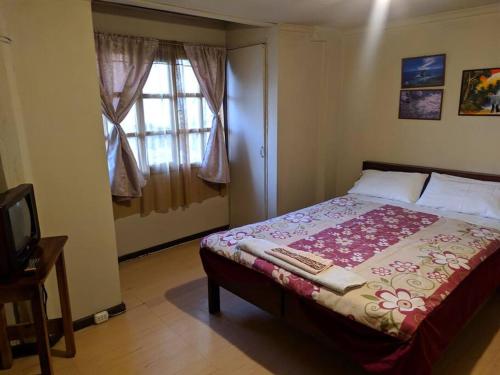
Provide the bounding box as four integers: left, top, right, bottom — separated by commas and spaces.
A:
8, 197, 32, 254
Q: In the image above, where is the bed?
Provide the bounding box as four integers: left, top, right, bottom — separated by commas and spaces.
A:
199, 161, 500, 374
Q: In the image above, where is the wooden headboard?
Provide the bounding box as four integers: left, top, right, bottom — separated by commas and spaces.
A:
363, 161, 500, 185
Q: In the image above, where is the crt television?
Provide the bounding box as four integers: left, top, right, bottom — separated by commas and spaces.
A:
0, 184, 40, 277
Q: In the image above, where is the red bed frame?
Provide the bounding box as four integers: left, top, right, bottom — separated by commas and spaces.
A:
199, 161, 500, 374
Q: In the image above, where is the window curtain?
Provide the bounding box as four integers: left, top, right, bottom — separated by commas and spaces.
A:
94, 32, 158, 199
113, 43, 225, 218
184, 45, 230, 184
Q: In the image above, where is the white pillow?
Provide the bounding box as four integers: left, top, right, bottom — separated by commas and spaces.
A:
416, 173, 500, 220
348, 169, 428, 203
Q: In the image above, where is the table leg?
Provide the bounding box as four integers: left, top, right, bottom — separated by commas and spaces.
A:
0, 303, 12, 369
31, 284, 53, 375
55, 251, 76, 357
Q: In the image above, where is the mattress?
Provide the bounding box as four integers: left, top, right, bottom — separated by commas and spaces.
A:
202, 194, 500, 340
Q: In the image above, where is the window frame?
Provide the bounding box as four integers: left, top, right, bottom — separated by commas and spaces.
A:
105, 60, 214, 167
124, 92, 212, 138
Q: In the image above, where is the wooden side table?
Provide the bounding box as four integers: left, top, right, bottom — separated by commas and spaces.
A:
0, 236, 76, 375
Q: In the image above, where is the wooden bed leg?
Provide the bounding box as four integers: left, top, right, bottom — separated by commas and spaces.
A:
207, 278, 220, 314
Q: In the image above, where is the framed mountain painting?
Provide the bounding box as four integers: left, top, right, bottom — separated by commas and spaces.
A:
459, 68, 500, 116
401, 54, 446, 88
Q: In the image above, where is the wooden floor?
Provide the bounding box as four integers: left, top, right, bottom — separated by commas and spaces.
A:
2, 240, 499, 374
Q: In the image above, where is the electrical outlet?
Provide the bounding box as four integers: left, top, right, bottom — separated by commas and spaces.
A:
94, 311, 109, 324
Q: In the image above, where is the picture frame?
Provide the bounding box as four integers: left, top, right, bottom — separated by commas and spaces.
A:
399, 89, 444, 120
401, 54, 446, 89
458, 68, 500, 116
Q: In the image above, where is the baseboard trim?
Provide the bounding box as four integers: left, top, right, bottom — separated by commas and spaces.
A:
117, 225, 229, 263
11, 302, 126, 358
73, 302, 127, 332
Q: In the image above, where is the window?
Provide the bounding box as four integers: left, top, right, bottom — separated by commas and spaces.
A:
103, 60, 213, 167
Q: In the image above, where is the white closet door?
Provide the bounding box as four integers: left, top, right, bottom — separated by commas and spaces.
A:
227, 44, 266, 227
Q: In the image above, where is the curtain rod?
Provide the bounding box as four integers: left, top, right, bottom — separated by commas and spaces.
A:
94, 31, 224, 49
227, 43, 266, 51
159, 40, 185, 47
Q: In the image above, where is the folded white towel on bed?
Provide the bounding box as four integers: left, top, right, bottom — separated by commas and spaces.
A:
238, 238, 366, 295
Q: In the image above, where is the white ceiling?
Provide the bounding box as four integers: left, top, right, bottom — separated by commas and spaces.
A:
108, 0, 500, 28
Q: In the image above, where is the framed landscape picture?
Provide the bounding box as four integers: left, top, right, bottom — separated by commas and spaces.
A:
399, 89, 443, 120
401, 54, 446, 88
459, 68, 500, 116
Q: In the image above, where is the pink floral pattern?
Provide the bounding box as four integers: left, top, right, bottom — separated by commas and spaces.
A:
376, 288, 426, 314
469, 227, 499, 241
426, 272, 447, 283
290, 205, 438, 268
254, 258, 319, 298
284, 212, 314, 224
371, 267, 392, 276
389, 261, 420, 273
424, 234, 461, 245
270, 231, 291, 240
202, 196, 500, 339
219, 230, 254, 246
431, 251, 470, 270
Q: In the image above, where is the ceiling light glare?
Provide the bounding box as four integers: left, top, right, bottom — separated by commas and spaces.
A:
360, 0, 391, 70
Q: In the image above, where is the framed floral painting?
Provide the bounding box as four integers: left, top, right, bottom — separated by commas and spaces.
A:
399, 89, 443, 120
459, 68, 500, 116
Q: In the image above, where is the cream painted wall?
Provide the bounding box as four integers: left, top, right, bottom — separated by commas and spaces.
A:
1, 0, 122, 319
314, 27, 343, 200
0, 15, 31, 321
92, 2, 226, 44
113, 196, 228, 254
276, 27, 326, 214
0, 158, 6, 192
92, 4, 229, 256
336, 11, 500, 195
0, 10, 32, 188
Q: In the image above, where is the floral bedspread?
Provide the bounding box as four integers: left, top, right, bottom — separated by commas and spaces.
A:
201, 196, 500, 340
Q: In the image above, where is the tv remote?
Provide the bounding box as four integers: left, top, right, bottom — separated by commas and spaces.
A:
24, 257, 40, 273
